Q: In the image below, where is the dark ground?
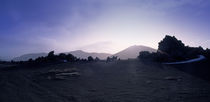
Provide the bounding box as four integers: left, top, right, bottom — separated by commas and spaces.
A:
0, 60, 210, 102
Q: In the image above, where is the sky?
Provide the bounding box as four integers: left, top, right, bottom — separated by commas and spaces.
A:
0, 0, 210, 60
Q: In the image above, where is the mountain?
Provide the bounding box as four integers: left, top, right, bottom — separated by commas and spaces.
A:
13, 53, 48, 61
12, 50, 111, 61
68, 50, 112, 60
113, 45, 156, 59
0, 56, 11, 61
12, 45, 155, 61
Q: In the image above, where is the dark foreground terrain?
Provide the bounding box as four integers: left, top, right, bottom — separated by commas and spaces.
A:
0, 60, 210, 102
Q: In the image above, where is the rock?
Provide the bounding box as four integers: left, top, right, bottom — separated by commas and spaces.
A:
88, 89, 97, 92
47, 76, 52, 80
53, 76, 66, 80
42, 68, 80, 80
49, 68, 78, 73
66, 96, 78, 102
56, 72, 80, 77
164, 76, 182, 81
146, 80, 152, 84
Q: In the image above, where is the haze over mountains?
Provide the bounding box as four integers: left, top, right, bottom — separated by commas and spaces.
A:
12, 45, 156, 61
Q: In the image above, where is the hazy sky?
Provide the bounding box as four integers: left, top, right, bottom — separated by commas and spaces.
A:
0, 0, 210, 59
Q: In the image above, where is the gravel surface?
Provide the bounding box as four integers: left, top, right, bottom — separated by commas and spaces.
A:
0, 60, 210, 102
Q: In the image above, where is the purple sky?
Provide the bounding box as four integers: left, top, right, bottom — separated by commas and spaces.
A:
0, 0, 210, 60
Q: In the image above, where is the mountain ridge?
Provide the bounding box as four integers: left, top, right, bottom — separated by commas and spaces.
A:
67, 50, 111, 60
113, 45, 156, 59
12, 45, 156, 61
12, 50, 112, 61
13, 53, 48, 61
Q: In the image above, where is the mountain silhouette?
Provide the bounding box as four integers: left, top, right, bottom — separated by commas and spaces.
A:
12, 45, 156, 61
13, 50, 112, 61
68, 50, 111, 60
113, 45, 156, 59
13, 53, 48, 61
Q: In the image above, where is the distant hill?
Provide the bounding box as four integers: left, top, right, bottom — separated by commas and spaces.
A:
13, 50, 112, 61
13, 53, 48, 61
68, 50, 112, 60
0, 56, 11, 61
113, 45, 156, 59
12, 46, 155, 61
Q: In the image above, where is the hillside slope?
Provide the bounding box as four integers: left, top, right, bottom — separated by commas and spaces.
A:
114, 45, 156, 59
13, 53, 48, 61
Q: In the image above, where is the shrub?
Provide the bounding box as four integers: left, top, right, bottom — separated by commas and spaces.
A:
95, 57, 100, 61
88, 56, 94, 61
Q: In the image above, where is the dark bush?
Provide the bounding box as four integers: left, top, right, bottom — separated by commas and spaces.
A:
106, 56, 118, 62
138, 35, 207, 62
27, 51, 78, 64
47, 51, 56, 61
88, 56, 94, 61
95, 57, 100, 61
66, 54, 76, 62
158, 35, 186, 60
58, 53, 66, 60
